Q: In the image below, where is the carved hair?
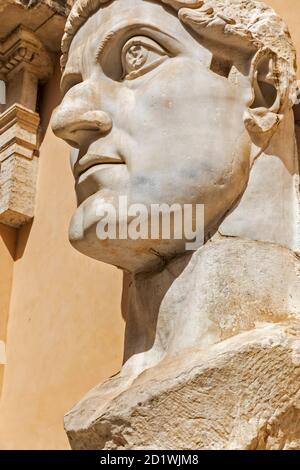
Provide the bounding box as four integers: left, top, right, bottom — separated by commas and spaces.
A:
61, 0, 297, 109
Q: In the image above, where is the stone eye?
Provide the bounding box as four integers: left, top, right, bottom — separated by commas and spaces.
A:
121, 36, 169, 80
125, 45, 149, 72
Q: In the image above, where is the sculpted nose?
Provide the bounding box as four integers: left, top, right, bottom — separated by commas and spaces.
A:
52, 107, 113, 147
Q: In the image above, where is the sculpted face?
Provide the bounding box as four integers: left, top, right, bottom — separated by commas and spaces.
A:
52, 0, 258, 272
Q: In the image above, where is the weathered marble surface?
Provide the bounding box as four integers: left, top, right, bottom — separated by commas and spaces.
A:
52, 0, 300, 449
66, 321, 300, 450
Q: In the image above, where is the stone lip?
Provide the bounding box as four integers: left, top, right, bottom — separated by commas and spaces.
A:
65, 321, 300, 450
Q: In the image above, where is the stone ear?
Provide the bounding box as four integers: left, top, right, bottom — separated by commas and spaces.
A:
244, 48, 283, 146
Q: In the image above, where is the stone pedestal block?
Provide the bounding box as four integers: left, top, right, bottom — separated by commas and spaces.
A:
66, 322, 300, 450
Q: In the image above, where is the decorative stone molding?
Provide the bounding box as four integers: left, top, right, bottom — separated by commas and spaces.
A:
0, 104, 39, 227
0, 27, 51, 227
0, 1, 73, 53
0, 26, 52, 79
0, 26, 53, 111
0, 1, 71, 227
0, 0, 73, 15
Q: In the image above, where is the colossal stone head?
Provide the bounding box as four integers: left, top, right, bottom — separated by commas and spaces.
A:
52, 0, 297, 273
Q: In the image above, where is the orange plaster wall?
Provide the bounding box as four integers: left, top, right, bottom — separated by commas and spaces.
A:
0, 224, 16, 396
267, 0, 300, 78
0, 61, 124, 449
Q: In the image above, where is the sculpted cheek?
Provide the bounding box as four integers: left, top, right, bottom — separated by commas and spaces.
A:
115, 87, 136, 122
131, 59, 216, 135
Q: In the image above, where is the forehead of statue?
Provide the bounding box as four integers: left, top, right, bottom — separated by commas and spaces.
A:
67, 0, 211, 68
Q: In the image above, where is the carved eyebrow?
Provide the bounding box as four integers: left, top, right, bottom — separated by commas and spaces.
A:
60, 23, 182, 93
96, 29, 120, 61
96, 22, 182, 63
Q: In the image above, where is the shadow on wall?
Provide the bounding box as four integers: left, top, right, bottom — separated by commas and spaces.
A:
0, 224, 17, 260
37, 55, 63, 146
121, 273, 131, 321
0, 221, 33, 262
14, 221, 33, 261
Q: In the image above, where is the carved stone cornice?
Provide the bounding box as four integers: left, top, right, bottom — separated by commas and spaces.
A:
0, 104, 40, 227
0, 25, 49, 227
0, 103, 40, 161
0, 0, 73, 17
0, 1, 74, 52
0, 26, 53, 82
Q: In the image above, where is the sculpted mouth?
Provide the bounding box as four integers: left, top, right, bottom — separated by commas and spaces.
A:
74, 154, 125, 180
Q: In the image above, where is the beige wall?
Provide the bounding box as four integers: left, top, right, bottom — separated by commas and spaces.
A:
0, 0, 299, 450
268, 0, 300, 79
0, 224, 16, 394
0, 61, 124, 449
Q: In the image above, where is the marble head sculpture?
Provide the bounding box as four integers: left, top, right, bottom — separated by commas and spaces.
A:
52, 0, 300, 450
52, 0, 298, 272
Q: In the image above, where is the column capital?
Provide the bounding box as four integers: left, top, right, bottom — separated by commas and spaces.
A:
0, 0, 72, 227
0, 26, 53, 83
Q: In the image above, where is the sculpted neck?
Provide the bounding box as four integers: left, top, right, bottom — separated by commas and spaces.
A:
121, 112, 300, 378
121, 236, 300, 377
122, 251, 191, 374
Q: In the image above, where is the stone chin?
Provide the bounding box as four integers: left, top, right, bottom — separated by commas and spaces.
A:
68, 209, 187, 273
68, 148, 251, 274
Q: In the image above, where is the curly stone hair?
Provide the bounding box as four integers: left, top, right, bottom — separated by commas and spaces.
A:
61, 0, 297, 109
